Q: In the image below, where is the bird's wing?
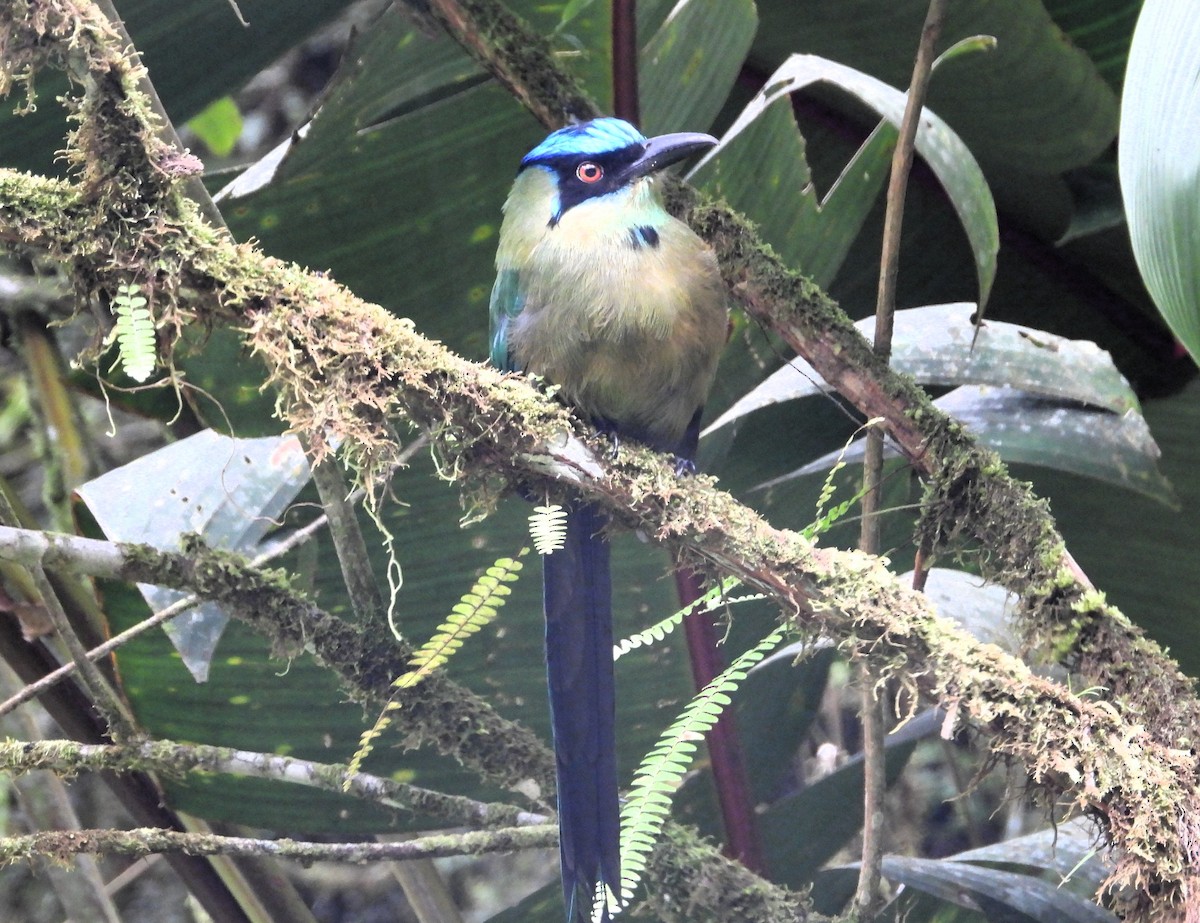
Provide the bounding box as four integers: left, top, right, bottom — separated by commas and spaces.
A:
488, 267, 524, 371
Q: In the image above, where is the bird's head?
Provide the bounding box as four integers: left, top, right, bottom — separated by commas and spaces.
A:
513, 118, 717, 227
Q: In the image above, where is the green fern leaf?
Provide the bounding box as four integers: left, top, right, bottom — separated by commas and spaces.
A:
110, 283, 156, 382
529, 504, 568, 554
615, 624, 788, 909
343, 549, 527, 788
397, 550, 526, 688
613, 576, 766, 660
804, 418, 882, 539
343, 699, 401, 782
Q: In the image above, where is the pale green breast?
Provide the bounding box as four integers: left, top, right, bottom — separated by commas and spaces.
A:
496, 176, 726, 452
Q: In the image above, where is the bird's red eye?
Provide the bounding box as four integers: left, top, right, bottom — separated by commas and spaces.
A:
576, 162, 604, 183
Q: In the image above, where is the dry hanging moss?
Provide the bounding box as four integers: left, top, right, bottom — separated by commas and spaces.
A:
2, 0, 1200, 918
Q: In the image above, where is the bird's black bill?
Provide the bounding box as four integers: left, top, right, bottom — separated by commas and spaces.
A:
620, 131, 718, 183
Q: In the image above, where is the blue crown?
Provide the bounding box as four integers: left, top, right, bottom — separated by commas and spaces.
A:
521, 118, 647, 166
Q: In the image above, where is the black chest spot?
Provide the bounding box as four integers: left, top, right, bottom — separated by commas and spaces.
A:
626, 225, 661, 250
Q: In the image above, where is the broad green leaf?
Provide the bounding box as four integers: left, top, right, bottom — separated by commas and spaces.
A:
1031, 378, 1200, 678
0, 0, 354, 173
186, 96, 243, 158
119, 0, 354, 123
99, 584, 471, 833
217, 8, 534, 353
751, 0, 1118, 174
952, 818, 1112, 898
1118, 0, 1200, 365
757, 709, 936, 888
639, 0, 757, 136
94, 445, 695, 832
671, 642, 836, 839
76, 431, 313, 679
905, 568, 1020, 657
557, 0, 598, 32
534, 0, 612, 110
690, 95, 895, 290
218, 29, 527, 362
482, 880, 563, 923
706, 304, 1140, 434
1043, 0, 1141, 92
1059, 163, 1126, 244
777, 384, 1175, 507
817, 851, 1115, 923
909, 388, 1171, 508
695, 55, 997, 309
814, 820, 1114, 917
735, 644, 837, 802
174, 325, 278, 436
145, 0, 726, 835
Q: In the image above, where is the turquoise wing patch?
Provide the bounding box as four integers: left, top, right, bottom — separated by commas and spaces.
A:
488, 268, 524, 371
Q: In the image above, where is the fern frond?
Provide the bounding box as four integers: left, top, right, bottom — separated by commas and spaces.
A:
395, 549, 527, 689
343, 549, 527, 788
343, 698, 402, 782
615, 624, 788, 909
529, 504, 568, 554
809, 460, 845, 535
804, 488, 860, 541
803, 417, 883, 540
110, 283, 156, 382
613, 575, 755, 660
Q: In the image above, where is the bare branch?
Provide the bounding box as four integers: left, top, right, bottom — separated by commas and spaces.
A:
0, 500, 335, 721
0, 738, 546, 830
0, 523, 559, 806
423, 0, 1200, 767
0, 825, 558, 864
0, 1, 1196, 919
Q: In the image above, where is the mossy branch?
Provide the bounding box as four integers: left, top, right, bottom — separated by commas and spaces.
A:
0, 524, 559, 807
0, 824, 557, 865
0, 738, 547, 830
427, 0, 1200, 753
0, 1, 1197, 920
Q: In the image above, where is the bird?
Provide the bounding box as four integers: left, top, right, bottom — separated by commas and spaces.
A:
489, 117, 727, 922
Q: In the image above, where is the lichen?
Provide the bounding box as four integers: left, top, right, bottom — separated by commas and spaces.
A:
3, 0, 1200, 916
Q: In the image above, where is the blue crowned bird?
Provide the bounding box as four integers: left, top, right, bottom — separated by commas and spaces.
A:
489, 118, 727, 922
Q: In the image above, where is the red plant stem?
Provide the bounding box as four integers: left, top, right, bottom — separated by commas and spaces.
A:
675, 562, 765, 874
612, 0, 639, 124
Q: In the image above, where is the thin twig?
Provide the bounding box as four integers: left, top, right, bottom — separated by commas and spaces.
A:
854, 2, 947, 914
26, 564, 135, 740
300, 433, 385, 628
0, 472, 1191, 916
874, 4, 946, 356
1, 0, 1196, 915
852, 670, 886, 916
0, 523, 561, 805
0, 508, 331, 721
0, 664, 123, 923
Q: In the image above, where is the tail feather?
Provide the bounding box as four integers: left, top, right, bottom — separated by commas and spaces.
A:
543, 499, 620, 922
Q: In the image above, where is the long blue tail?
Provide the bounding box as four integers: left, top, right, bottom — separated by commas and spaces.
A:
543, 498, 619, 923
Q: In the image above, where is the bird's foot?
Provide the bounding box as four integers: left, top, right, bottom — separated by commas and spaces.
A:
672, 455, 697, 477
593, 419, 622, 459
